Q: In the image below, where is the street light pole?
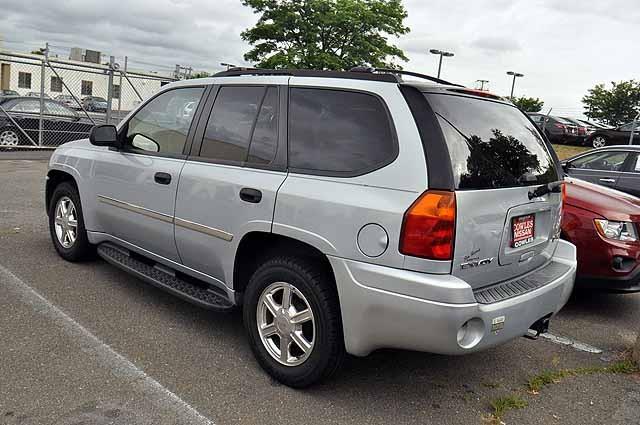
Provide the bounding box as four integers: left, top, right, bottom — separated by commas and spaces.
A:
429, 49, 455, 79
507, 71, 524, 99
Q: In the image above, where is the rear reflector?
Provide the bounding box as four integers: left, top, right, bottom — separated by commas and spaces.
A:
400, 190, 456, 260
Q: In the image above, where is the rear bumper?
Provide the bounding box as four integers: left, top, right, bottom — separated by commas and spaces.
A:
331, 240, 577, 357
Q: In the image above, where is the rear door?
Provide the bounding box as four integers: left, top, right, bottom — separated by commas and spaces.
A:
425, 92, 562, 288
174, 80, 288, 285
566, 150, 629, 189
616, 153, 640, 197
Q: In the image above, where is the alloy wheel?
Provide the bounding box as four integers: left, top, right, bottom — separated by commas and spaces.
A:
54, 196, 78, 248
257, 281, 315, 367
592, 137, 607, 148
0, 129, 19, 146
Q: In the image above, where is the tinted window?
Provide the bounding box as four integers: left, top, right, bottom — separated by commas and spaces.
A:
200, 86, 264, 162
289, 88, 395, 175
426, 94, 558, 190
570, 151, 629, 171
126, 87, 204, 155
248, 87, 278, 164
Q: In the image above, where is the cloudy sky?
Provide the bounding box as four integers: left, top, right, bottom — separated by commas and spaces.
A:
1, 0, 637, 118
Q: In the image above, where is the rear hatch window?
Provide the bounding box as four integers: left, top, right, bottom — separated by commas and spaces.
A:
424, 92, 562, 289
425, 93, 559, 190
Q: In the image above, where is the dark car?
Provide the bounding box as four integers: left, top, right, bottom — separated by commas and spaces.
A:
562, 178, 639, 292
584, 121, 640, 148
81, 96, 108, 112
560, 117, 589, 142
0, 97, 94, 147
561, 146, 640, 198
0, 89, 19, 99
528, 113, 580, 144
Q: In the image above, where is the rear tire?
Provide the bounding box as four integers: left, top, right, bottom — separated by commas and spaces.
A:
592, 136, 607, 148
243, 256, 345, 388
0, 127, 21, 147
48, 182, 94, 261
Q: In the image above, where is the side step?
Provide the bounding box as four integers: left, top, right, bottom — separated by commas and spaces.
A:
97, 243, 234, 312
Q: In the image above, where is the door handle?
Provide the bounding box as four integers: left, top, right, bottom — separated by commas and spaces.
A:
599, 178, 616, 183
154, 172, 172, 185
239, 188, 262, 203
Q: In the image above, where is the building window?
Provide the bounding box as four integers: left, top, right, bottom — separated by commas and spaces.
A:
112, 84, 121, 99
51, 76, 63, 92
18, 72, 32, 89
81, 80, 93, 96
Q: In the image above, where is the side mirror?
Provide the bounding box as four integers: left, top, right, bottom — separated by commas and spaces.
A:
89, 124, 119, 148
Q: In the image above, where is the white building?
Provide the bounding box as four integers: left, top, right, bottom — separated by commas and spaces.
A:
0, 50, 174, 112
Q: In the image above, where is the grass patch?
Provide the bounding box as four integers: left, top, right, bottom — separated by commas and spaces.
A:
551, 144, 589, 160
527, 360, 639, 393
488, 394, 527, 423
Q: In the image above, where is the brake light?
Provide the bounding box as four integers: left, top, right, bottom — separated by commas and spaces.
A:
400, 190, 456, 260
554, 123, 566, 130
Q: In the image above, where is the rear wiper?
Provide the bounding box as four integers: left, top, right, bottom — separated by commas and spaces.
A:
528, 181, 563, 200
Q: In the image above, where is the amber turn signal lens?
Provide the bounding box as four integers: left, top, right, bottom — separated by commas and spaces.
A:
399, 190, 456, 260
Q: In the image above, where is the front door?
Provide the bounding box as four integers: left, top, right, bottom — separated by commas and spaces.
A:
566, 150, 630, 189
92, 86, 206, 262
616, 153, 640, 197
174, 83, 288, 285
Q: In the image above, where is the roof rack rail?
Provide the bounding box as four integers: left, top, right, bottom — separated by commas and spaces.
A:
349, 67, 464, 87
212, 68, 399, 82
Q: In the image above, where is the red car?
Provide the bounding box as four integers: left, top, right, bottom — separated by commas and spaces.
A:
561, 178, 640, 292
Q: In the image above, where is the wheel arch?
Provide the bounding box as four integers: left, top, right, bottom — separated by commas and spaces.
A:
232, 231, 337, 303
46, 169, 78, 213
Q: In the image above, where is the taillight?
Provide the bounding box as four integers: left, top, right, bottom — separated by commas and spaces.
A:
554, 123, 566, 130
399, 190, 456, 260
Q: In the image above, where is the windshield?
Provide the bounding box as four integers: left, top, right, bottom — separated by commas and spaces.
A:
425, 93, 559, 190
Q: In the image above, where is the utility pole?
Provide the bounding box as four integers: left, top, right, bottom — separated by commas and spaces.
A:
507, 71, 524, 99
38, 42, 49, 147
476, 79, 489, 91
429, 49, 454, 79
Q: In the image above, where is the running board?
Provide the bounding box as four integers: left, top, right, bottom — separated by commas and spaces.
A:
97, 243, 234, 312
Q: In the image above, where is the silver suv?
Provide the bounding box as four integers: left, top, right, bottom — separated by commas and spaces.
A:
46, 68, 577, 387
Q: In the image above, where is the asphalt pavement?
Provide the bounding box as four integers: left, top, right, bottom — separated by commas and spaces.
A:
0, 158, 638, 425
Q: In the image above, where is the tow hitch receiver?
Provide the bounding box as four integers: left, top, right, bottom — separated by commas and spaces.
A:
524, 315, 551, 340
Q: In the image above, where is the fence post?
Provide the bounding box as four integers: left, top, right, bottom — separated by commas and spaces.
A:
38, 43, 48, 146
106, 55, 115, 124
117, 56, 125, 121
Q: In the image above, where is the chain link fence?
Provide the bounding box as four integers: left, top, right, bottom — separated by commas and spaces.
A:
0, 49, 178, 151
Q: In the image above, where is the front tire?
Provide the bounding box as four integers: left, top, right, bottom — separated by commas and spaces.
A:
0, 127, 21, 147
48, 182, 94, 261
243, 256, 345, 388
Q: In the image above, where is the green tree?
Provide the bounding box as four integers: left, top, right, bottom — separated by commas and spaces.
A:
240, 0, 410, 70
582, 80, 640, 126
187, 71, 212, 79
512, 96, 544, 113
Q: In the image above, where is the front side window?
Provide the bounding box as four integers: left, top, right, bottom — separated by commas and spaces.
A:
9, 99, 40, 113
570, 151, 629, 171
45, 100, 74, 117
125, 87, 204, 155
427, 93, 558, 190
288, 88, 396, 175
200, 86, 265, 162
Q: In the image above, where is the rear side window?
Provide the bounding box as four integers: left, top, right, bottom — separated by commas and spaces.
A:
289, 88, 396, 175
426, 93, 558, 190
200, 86, 278, 165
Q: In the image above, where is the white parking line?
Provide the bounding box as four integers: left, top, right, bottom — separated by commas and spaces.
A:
0, 263, 214, 425
541, 332, 603, 354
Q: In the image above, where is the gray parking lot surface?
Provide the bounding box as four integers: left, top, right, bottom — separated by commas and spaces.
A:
1, 159, 638, 425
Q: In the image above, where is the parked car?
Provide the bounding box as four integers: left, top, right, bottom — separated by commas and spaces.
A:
45, 69, 576, 387
560, 117, 589, 141
561, 146, 640, 198
528, 113, 580, 144
0, 89, 19, 99
584, 121, 640, 148
55, 94, 79, 109
81, 96, 108, 112
562, 178, 639, 292
25, 91, 51, 99
577, 119, 612, 132
0, 97, 94, 147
